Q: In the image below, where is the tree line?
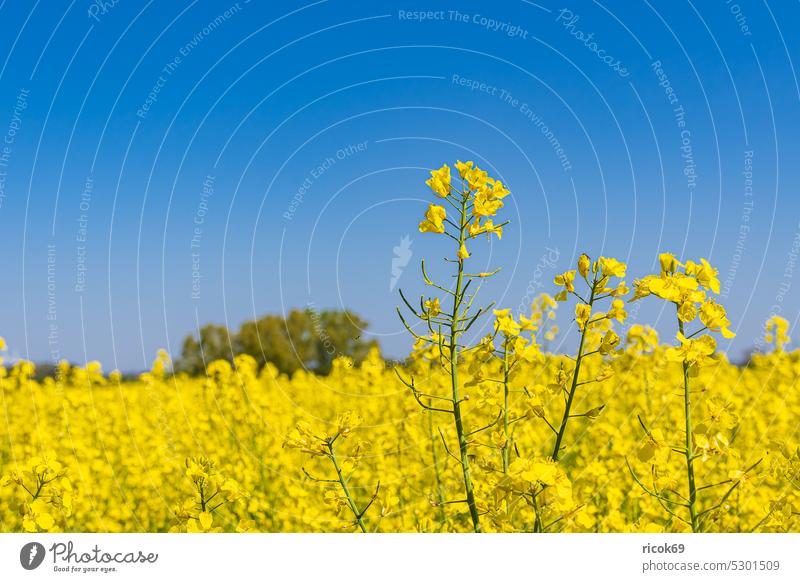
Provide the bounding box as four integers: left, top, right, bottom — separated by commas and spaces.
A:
176, 308, 378, 375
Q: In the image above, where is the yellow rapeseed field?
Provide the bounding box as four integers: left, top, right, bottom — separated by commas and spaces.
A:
1, 162, 799, 533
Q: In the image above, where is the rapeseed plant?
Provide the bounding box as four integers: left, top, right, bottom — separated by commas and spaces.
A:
284, 412, 380, 532
171, 456, 248, 533
1, 454, 72, 532
628, 254, 759, 532
397, 160, 509, 532
548, 254, 628, 462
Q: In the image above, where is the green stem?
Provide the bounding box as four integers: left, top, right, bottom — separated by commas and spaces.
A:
532, 491, 543, 532
502, 343, 510, 473
678, 318, 699, 532
29, 475, 45, 501
450, 191, 481, 533
427, 402, 448, 528
328, 441, 367, 533
551, 279, 597, 461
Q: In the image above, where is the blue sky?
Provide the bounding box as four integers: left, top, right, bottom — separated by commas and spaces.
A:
0, 0, 798, 371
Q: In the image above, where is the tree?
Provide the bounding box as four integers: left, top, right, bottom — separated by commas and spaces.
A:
236, 311, 315, 374
308, 309, 377, 375
175, 323, 235, 374
175, 309, 378, 376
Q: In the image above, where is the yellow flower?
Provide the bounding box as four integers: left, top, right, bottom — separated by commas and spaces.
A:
699, 299, 735, 338
638, 428, 667, 463
483, 219, 503, 239
489, 180, 510, 199
554, 270, 576, 295
24, 499, 55, 532
491, 429, 507, 449
524, 390, 545, 418
765, 315, 790, 351
511, 458, 558, 486
626, 324, 659, 354
494, 309, 521, 336
610, 280, 629, 297
685, 258, 721, 294
418, 204, 446, 234
518, 314, 538, 331
425, 164, 451, 198
187, 510, 221, 533
578, 254, 591, 278
457, 243, 470, 260
199, 511, 213, 529
513, 336, 541, 362
666, 332, 717, 373
595, 365, 614, 382
608, 299, 627, 323
455, 159, 473, 178
547, 365, 570, 394
537, 293, 557, 310
659, 252, 679, 275
423, 298, 441, 318
464, 165, 491, 191
473, 187, 504, 217
630, 276, 655, 301
575, 303, 592, 331
283, 426, 326, 456
702, 397, 739, 431
337, 411, 363, 437
468, 218, 503, 239
677, 301, 697, 323
647, 273, 701, 303
596, 257, 627, 278
599, 330, 621, 355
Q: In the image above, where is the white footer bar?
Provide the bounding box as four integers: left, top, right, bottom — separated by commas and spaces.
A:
1, 533, 797, 581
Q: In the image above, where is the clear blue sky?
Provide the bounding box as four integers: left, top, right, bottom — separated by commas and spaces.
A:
0, 0, 798, 371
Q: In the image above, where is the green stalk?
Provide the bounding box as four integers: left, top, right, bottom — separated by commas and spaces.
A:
425, 364, 448, 528
502, 342, 510, 473
450, 190, 481, 533
677, 318, 699, 532
551, 277, 597, 461
328, 440, 367, 533
501, 342, 513, 520
532, 492, 543, 532
31, 475, 45, 501
428, 407, 448, 528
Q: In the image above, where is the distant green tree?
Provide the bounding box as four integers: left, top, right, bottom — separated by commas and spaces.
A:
176, 323, 235, 374
176, 309, 378, 376
236, 311, 315, 375
307, 309, 377, 374
32, 362, 58, 382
